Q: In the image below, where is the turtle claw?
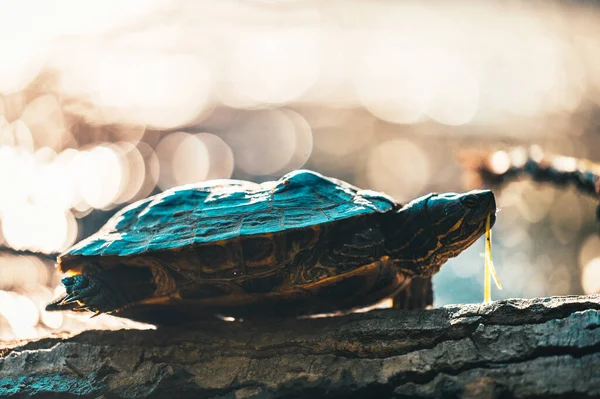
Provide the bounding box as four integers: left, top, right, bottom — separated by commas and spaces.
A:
90, 311, 103, 319
58, 292, 81, 305
52, 275, 103, 311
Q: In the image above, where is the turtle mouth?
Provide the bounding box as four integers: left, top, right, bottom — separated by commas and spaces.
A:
489, 212, 497, 227
464, 208, 496, 234
472, 208, 496, 238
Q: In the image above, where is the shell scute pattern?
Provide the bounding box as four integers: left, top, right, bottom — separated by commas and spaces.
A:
63, 170, 396, 260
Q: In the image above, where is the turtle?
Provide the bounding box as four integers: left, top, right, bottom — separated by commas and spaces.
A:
46, 169, 496, 324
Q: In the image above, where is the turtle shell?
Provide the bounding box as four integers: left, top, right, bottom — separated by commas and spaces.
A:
59, 170, 396, 268
50, 170, 410, 322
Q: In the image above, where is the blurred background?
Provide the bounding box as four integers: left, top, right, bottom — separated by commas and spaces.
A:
1, 0, 600, 342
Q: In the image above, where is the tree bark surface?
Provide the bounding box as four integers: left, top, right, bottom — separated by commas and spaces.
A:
1, 294, 599, 399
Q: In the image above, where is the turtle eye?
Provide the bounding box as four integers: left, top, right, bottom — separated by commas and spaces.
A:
461, 194, 479, 209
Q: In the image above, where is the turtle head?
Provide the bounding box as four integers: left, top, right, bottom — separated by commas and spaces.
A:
426, 190, 496, 251
388, 189, 496, 276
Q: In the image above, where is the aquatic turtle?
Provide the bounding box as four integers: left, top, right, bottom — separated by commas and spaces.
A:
47, 170, 496, 324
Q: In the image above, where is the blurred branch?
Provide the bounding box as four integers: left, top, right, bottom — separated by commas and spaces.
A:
1, 294, 599, 398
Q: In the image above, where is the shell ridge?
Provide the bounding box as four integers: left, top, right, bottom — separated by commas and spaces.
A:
64, 170, 395, 258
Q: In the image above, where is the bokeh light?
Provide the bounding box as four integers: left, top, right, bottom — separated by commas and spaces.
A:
60, 53, 214, 129
155, 132, 210, 190
222, 109, 299, 176
114, 142, 146, 203
582, 258, 600, 294
195, 133, 235, 180
354, 33, 431, 125
310, 108, 375, 157
0, 39, 46, 95
489, 151, 511, 175
72, 145, 124, 209
19, 95, 67, 150
366, 139, 430, 202
223, 29, 321, 106
2, 205, 76, 253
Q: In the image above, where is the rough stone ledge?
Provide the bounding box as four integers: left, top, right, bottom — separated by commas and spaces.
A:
1, 294, 599, 398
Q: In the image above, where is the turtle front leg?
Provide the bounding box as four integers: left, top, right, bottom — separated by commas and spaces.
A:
46, 266, 156, 315
391, 276, 433, 310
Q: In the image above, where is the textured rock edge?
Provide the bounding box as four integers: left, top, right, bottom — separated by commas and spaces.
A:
1, 294, 599, 398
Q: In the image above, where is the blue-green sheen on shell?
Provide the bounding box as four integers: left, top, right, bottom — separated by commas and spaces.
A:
64, 170, 397, 259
